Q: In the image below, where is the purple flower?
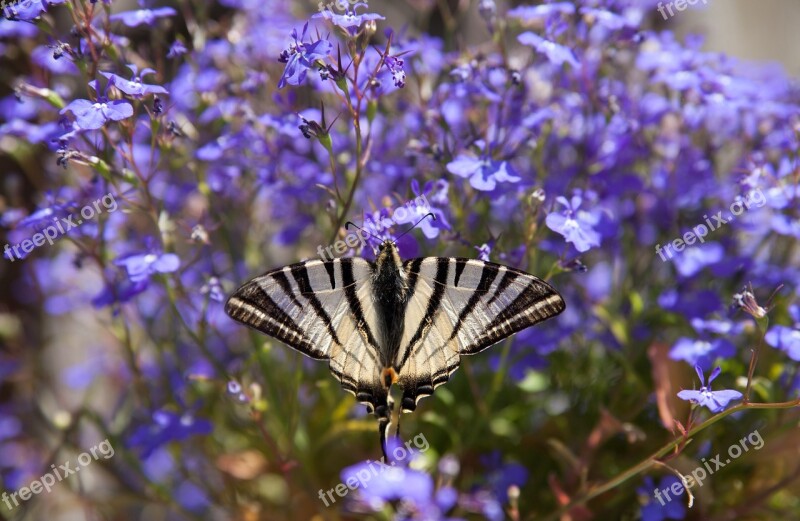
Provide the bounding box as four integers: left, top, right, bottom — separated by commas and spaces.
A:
507, 3, 575, 22
639, 476, 687, 521
59, 98, 133, 130
110, 7, 177, 27
101, 64, 168, 98
127, 410, 212, 459
447, 155, 521, 191
340, 461, 433, 505
669, 337, 736, 369
481, 452, 528, 502
389, 179, 451, 239
167, 40, 187, 58
677, 366, 743, 413
579, 7, 634, 32
91, 277, 149, 309
672, 242, 725, 277
31, 44, 78, 75
314, 2, 385, 35
518, 32, 579, 68
545, 195, 601, 253
765, 325, 800, 361
384, 55, 406, 88
114, 249, 180, 283
2, 0, 65, 21
278, 23, 333, 89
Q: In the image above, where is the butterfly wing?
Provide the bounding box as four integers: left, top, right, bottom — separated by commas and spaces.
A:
225, 258, 388, 415
394, 257, 565, 412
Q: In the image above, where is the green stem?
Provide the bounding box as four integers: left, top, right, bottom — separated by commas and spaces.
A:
536, 398, 800, 521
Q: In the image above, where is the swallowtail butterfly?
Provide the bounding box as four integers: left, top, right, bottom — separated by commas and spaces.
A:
225, 231, 565, 453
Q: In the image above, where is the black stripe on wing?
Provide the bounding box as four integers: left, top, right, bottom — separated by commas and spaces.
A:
340, 258, 381, 351
463, 270, 565, 354
396, 258, 450, 371
225, 276, 327, 359
289, 264, 342, 346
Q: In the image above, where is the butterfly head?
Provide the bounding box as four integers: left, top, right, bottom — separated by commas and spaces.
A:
376, 239, 402, 269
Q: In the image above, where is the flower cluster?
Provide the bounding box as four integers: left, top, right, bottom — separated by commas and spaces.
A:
1, 0, 798, 519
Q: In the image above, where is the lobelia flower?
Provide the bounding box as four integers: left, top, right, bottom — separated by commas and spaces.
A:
340, 461, 433, 505
314, 2, 385, 35
518, 32, 580, 68
480, 452, 529, 502
60, 80, 134, 131
669, 337, 736, 370
100, 64, 169, 98
545, 195, 602, 253
506, 2, 575, 23
167, 40, 187, 58
127, 410, 213, 459
114, 248, 180, 283
384, 55, 406, 88
677, 366, 743, 413
447, 154, 521, 192
765, 323, 800, 362
277, 23, 333, 88
110, 6, 177, 27
1, 0, 65, 21
672, 242, 725, 277
638, 476, 687, 521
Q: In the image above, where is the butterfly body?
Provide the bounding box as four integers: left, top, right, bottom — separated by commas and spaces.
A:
225, 239, 565, 448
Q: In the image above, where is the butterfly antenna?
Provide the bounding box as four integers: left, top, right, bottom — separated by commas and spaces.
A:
345, 221, 378, 255
393, 212, 436, 244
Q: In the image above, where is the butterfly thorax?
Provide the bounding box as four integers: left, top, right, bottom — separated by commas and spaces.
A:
372, 242, 410, 372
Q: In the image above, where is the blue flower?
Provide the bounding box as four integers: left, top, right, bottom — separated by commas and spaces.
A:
278, 23, 333, 89
167, 40, 187, 58
669, 337, 736, 369
127, 410, 212, 459
59, 98, 133, 130
2, 0, 65, 21
110, 6, 177, 27
340, 461, 433, 505
384, 55, 406, 88
518, 32, 579, 68
447, 155, 521, 192
480, 451, 528, 502
638, 476, 687, 521
114, 249, 180, 283
673, 242, 725, 277
507, 3, 575, 23
677, 366, 743, 413
765, 325, 800, 361
314, 2, 384, 35
101, 64, 168, 98
545, 195, 601, 253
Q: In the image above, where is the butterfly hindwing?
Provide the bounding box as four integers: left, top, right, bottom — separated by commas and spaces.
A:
225, 258, 388, 414
395, 257, 566, 411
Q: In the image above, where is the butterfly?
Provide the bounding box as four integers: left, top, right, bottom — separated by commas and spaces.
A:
225, 232, 565, 454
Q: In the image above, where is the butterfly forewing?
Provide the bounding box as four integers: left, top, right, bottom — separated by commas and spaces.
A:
394, 257, 566, 411
225, 258, 388, 413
